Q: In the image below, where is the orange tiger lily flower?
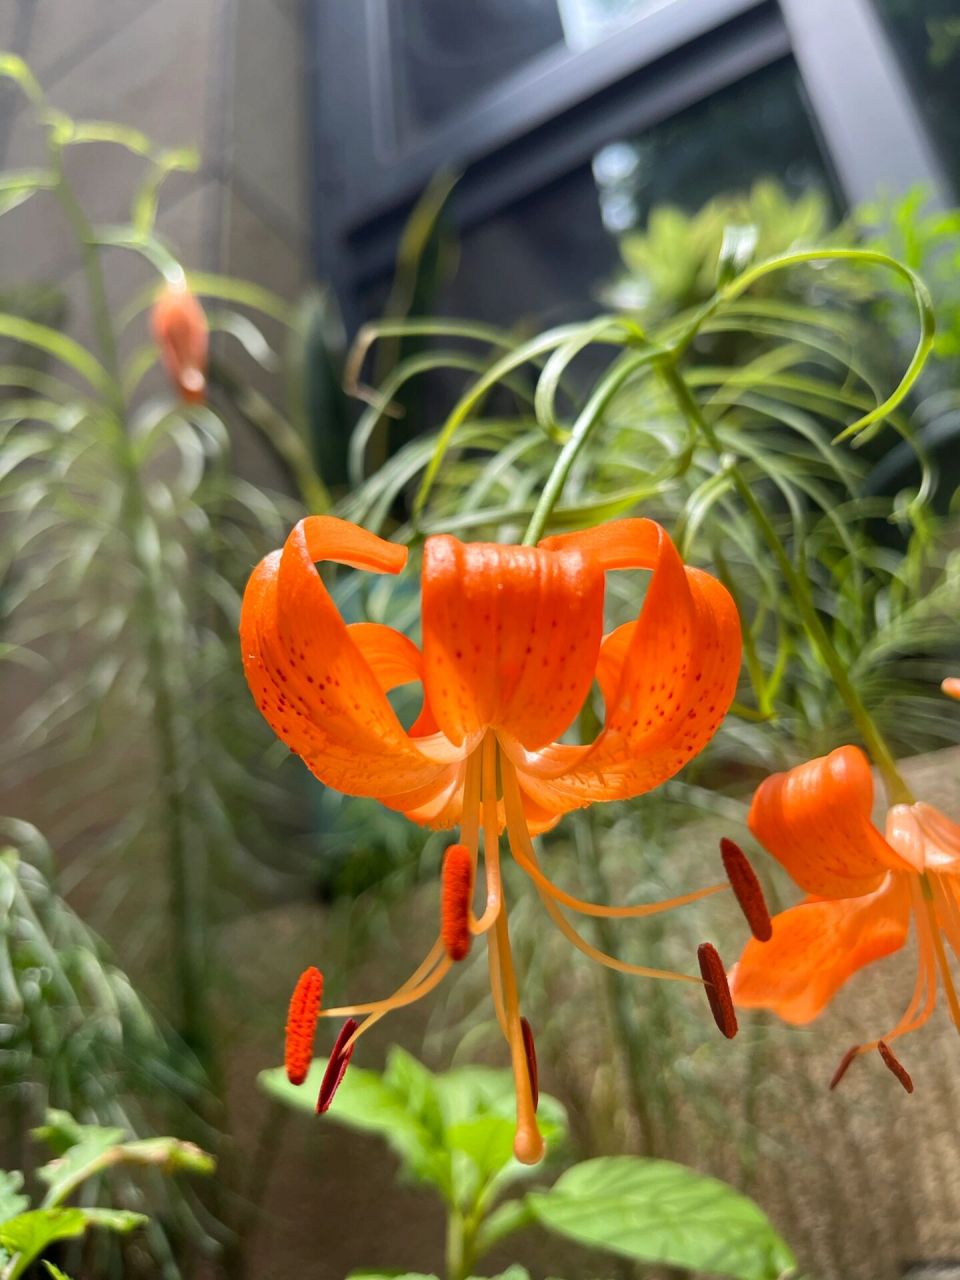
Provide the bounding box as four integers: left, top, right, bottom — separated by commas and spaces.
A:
151, 279, 208, 404
730, 745, 960, 1088
241, 515, 741, 1160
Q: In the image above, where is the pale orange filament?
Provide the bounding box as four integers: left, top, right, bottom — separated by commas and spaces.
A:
482, 736, 542, 1164
319, 938, 446, 1020
500, 749, 703, 987
472, 731, 503, 936
924, 876, 960, 1031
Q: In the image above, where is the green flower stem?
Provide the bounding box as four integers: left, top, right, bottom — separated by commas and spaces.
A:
522, 345, 662, 546
48, 136, 215, 1063
445, 1207, 474, 1280
661, 359, 915, 805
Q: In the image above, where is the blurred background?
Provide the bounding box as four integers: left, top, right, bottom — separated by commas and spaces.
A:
2, 2, 960, 1279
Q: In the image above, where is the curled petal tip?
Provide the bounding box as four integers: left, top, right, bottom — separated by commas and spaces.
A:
942, 677, 960, 701
697, 942, 738, 1038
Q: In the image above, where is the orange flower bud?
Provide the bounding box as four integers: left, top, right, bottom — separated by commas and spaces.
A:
151, 280, 208, 404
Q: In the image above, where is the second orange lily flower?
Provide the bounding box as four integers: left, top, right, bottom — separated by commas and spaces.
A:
731, 742, 960, 1089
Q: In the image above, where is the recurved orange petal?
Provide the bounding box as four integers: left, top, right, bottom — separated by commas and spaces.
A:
748, 746, 911, 898
729, 876, 911, 1024
241, 517, 461, 818
503, 519, 741, 828
420, 534, 604, 751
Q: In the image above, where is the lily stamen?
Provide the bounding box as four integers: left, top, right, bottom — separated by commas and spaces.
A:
441, 844, 474, 961
317, 1019, 359, 1113
285, 966, 323, 1086
877, 1040, 914, 1093
697, 942, 738, 1038
720, 838, 773, 941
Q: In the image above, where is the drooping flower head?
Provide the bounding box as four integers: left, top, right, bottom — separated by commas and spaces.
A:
731, 744, 960, 1089
151, 279, 208, 404
241, 515, 742, 1160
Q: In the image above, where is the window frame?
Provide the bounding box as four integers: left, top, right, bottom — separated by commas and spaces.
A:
306, 0, 953, 328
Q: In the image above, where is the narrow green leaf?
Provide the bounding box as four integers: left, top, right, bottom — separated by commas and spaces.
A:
0, 314, 111, 395
527, 1156, 796, 1280
0, 54, 43, 103
43, 1263, 74, 1280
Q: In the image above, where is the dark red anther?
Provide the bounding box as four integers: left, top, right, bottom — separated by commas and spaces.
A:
720, 838, 773, 942
697, 942, 738, 1039
830, 1045, 859, 1090
878, 1040, 914, 1094
316, 1018, 359, 1114
520, 1016, 539, 1111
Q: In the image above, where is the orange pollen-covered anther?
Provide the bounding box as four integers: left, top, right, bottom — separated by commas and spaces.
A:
830, 1045, 860, 1090
441, 843, 473, 961
316, 1018, 359, 1114
285, 966, 323, 1086
878, 1040, 914, 1094
697, 942, 738, 1038
720, 838, 773, 942
520, 1016, 539, 1111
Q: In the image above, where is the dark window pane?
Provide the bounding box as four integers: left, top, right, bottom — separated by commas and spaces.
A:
872, 0, 960, 192
436, 60, 839, 326
592, 59, 839, 235
382, 0, 672, 143
385, 0, 565, 142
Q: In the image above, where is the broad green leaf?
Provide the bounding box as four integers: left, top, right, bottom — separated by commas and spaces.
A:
0, 1205, 147, 1277
259, 1057, 451, 1196
261, 1051, 566, 1207
526, 1157, 796, 1280
0, 1210, 86, 1279
0, 1174, 28, 1226
34, 1113, 213, 1207
33, 1111, 125, 1158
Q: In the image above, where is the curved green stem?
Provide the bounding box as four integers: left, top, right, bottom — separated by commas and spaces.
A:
661, 359, 914, 805
523, 345, 661, 545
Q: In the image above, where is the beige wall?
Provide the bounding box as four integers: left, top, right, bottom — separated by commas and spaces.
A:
0, 0, 311, 329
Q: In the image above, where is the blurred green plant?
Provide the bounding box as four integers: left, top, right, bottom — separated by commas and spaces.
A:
0, 820, 217, 1276
261, 1048, 796, 1280
0, 1107, 212, 1280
